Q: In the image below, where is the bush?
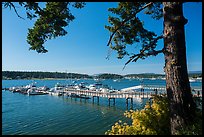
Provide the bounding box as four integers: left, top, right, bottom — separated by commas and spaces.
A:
105, 95, 171, 135
105, 95, 202, 135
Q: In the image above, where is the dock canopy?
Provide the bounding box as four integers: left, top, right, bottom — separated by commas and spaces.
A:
121, 85, 143, 92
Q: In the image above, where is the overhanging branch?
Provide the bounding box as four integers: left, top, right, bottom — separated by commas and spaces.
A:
123, 49, 164, 70
8, 2, 25, 20
122, 35, 164, 70
106, 2, 153, 47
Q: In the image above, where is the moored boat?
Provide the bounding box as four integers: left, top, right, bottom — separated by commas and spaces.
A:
189, 78, 196, 82
27, 88, 48, 95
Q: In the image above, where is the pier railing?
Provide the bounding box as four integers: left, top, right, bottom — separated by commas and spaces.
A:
63, 89, 159, 99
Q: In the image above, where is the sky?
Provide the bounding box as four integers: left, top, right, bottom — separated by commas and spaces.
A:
2, 2, 202, 75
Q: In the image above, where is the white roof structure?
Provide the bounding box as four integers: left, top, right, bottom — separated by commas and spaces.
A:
121, 85, 143, 92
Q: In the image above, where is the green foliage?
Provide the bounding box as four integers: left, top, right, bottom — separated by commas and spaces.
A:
144, 2, 163, 20
2, 2, 40, 19
2, 71, 91, 79
105, 95, 171, 135
97, 73, 123, 79
27, 2, 85, 53
19, 2, 41, 19
106, 2, 163, 61
188, 73, 202, 78
105, 95, 202, 135
3, 2, 85, 53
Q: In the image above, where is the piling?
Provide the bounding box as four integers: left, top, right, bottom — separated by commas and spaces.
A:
126, 97, 133, 109
93, 96, 99, 104
108, 97, 115, 106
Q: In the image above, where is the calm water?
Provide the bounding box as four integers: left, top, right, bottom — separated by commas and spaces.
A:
2, 79, 202, 135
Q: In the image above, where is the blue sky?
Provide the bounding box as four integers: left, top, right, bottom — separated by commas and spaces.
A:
2, 2, 202, 75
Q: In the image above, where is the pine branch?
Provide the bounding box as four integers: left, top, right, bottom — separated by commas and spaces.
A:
122, 35, 164, 70
106, 2, 153, 47
8, 2, 25, 20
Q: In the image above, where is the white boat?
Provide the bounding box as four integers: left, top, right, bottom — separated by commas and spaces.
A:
25, 83, 37, 89
9, 86, 22, 93
161, 77, 166, 80
48, 91, 63, 96
113, 79, 121, 82
27, 88, 48, 95
47, 88, 63, 96
150, 77, 156, 80
100, 87, 109, 93
189, 78, 196, 82
197, 77, 202, 80
9, 82, 37, 93
94, 78, 99, 81
88, 84, 96, 91
37, 86, 49, 91
49, 83, 65, 92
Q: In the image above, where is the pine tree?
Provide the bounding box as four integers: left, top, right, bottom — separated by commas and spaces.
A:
105, 2, 196, 134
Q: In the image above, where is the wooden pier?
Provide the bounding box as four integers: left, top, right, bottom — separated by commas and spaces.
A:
63, 89, 154, 99
3, 84, 202, 109
60, 86, 202, 108
61, 89, 157, 108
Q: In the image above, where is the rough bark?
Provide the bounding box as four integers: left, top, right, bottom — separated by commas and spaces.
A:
163, 2, 196, 135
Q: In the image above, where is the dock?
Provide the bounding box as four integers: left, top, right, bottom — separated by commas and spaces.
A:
3, 84, 202, 109
60, 85, 202, 108
61, 88, 163, 107
63, 89, 154, 99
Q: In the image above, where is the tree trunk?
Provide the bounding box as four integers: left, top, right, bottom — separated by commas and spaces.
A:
163, 2, 196, 135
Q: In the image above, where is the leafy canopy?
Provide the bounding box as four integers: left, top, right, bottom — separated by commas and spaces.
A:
105, 2, 163, 68
2, 2, 85, 53
27, 2, 85, 53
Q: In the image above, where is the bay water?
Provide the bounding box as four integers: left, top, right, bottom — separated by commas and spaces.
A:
2, 79, 202, 135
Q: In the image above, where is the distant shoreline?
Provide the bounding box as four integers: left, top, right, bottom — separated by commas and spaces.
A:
2, 77, 202, 81
2, 70, 201, 80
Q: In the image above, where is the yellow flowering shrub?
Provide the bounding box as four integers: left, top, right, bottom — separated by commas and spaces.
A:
105, 95, 171, 135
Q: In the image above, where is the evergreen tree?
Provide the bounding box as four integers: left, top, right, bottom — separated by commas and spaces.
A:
105, 2, 196, 134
